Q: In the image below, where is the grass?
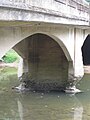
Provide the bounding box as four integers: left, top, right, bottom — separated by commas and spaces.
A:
0, 66, 19, 90
0, 67, 17, 80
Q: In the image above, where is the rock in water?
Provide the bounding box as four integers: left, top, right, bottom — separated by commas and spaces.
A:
14, 83, 26, 91
64, 86, 81, 94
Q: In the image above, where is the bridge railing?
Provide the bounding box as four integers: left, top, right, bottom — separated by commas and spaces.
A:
0, 0, 89, 7
0, 0, 26, 3
0, 0, 89, 12
0, 0, 28, 5
0, 0, 89, 15
55, 0, 89, 13
0, 0, 31, 7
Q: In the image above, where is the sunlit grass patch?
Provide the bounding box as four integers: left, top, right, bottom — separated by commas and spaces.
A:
0, 67, 17, 80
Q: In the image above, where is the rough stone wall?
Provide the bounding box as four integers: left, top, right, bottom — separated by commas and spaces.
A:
27, 33, 68, 90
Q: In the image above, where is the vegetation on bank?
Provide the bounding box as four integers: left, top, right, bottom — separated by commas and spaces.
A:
0, 49, 19, 80
0, 50, 19, 89
2, 49, 20, 63
0, 67, 19, 90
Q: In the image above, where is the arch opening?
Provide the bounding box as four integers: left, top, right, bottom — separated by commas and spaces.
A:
0, 49, 20, 85
81, 34, 90, 65
13, 33, 73, 91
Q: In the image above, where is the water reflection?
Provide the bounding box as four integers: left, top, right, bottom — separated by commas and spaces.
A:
1, 74, 90, 120
16, 93, 84, 120
0, 90, 84, 120
70, 95, 83, 120
73, 106, 83, 120
17, 99, 23, 120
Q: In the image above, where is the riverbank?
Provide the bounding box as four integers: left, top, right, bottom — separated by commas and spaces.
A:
84, 66, 90, 74
0, 61, 18, 68
0, 62, 18, 80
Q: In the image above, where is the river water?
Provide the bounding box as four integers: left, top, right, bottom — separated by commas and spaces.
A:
0, 74, 90, 120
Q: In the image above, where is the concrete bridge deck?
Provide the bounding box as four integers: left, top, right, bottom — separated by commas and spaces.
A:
0, 0, 89, 26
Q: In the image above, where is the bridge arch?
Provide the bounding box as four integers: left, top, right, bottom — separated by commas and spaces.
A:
13, 33, 74, 90
14, 32, 72, 61
81, 34, 90, 65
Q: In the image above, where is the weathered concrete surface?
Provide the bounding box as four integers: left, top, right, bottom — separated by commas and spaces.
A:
0, 0, 89, 26
14, 33, 69, 90
0, 0, 89, 82
28, 34, 68, 90
0, 24, 86, 78
0, 0, 89, 91
13, 31, 86, 91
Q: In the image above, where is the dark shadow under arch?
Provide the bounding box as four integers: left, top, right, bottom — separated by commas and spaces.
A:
13, 33, 73, 90
82, 34, 90, 65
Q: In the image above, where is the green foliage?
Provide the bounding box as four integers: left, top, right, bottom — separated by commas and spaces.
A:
2, 49, 20, 63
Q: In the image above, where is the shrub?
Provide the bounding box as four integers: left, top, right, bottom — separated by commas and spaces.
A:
2, 49, 20, 63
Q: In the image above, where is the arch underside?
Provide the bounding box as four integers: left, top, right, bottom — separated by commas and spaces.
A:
13, 33, 73, 91
82, 34, 90, 65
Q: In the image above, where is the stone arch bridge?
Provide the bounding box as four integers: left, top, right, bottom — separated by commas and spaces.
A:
0, 0, 90, 91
